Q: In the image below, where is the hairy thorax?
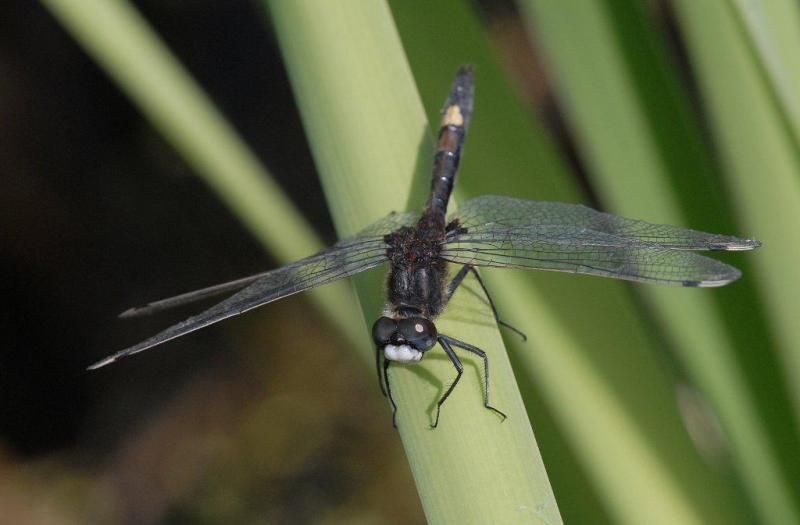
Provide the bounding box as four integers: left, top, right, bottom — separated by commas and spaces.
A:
383, 219, 448, 319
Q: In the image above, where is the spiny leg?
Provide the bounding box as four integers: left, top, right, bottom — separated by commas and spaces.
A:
446, 265, 527, 342
434, 337, 465, 428
440, 334, 507, 421
383, 359, 399, 428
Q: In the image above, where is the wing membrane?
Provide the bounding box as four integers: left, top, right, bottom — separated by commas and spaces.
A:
118, 211, 420, 319
442, 224, 746, 287
451, 195, 760, 251
90, 233, 394, 369
119, 272, 274, 318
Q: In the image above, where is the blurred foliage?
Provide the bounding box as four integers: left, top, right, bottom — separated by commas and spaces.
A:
3, 0, 797, 523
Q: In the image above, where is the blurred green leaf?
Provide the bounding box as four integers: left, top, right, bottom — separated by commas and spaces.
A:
728, 0, 800, 152
518, 1, 799, 523
673, 0, 800, 519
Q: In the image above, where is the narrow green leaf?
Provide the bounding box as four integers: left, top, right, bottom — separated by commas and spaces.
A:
266, 1, 562, 523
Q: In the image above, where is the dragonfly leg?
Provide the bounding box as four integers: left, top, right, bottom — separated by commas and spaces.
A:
376, 348, 387, 397
446, 265, 527, 342
445, 263, 472, 297
383, 359, 398, 428
434, 336, 465, 428
440, 334, 507, 422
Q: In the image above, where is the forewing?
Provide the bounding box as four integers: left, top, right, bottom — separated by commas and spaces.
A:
118, 212, 420, 319
450, 195, 760, 251
442, 224, 745, 287
119, 272, 275, 318
91, 233, 392, 369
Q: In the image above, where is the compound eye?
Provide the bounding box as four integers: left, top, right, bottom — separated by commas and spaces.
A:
398, 317, 437, 351
372, 317, 397, 346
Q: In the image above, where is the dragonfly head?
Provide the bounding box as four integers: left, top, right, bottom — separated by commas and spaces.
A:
372, 316, 437, 363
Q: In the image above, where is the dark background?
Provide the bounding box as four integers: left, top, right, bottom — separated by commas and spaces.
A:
2, 0, 322, 453
2, 2, 425, 523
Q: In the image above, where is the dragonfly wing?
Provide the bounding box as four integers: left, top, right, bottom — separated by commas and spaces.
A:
450, 195, 760, 251
119, 272, 275, 318
91, 234, 391, 369
117, 211, 420, 319
442, 225, 745, 286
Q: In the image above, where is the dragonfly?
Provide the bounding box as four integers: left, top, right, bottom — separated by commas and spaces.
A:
90, 65, 760, 427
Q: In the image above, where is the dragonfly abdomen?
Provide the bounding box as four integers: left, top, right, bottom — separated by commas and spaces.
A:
425, 66, 474, 228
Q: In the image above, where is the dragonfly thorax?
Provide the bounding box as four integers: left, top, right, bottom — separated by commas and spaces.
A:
384, 225, 449, 318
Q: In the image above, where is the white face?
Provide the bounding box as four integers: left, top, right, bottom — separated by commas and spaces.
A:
384, 344, 423, 363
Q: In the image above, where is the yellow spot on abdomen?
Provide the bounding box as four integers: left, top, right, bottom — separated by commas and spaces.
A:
441, 105, 464, 127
